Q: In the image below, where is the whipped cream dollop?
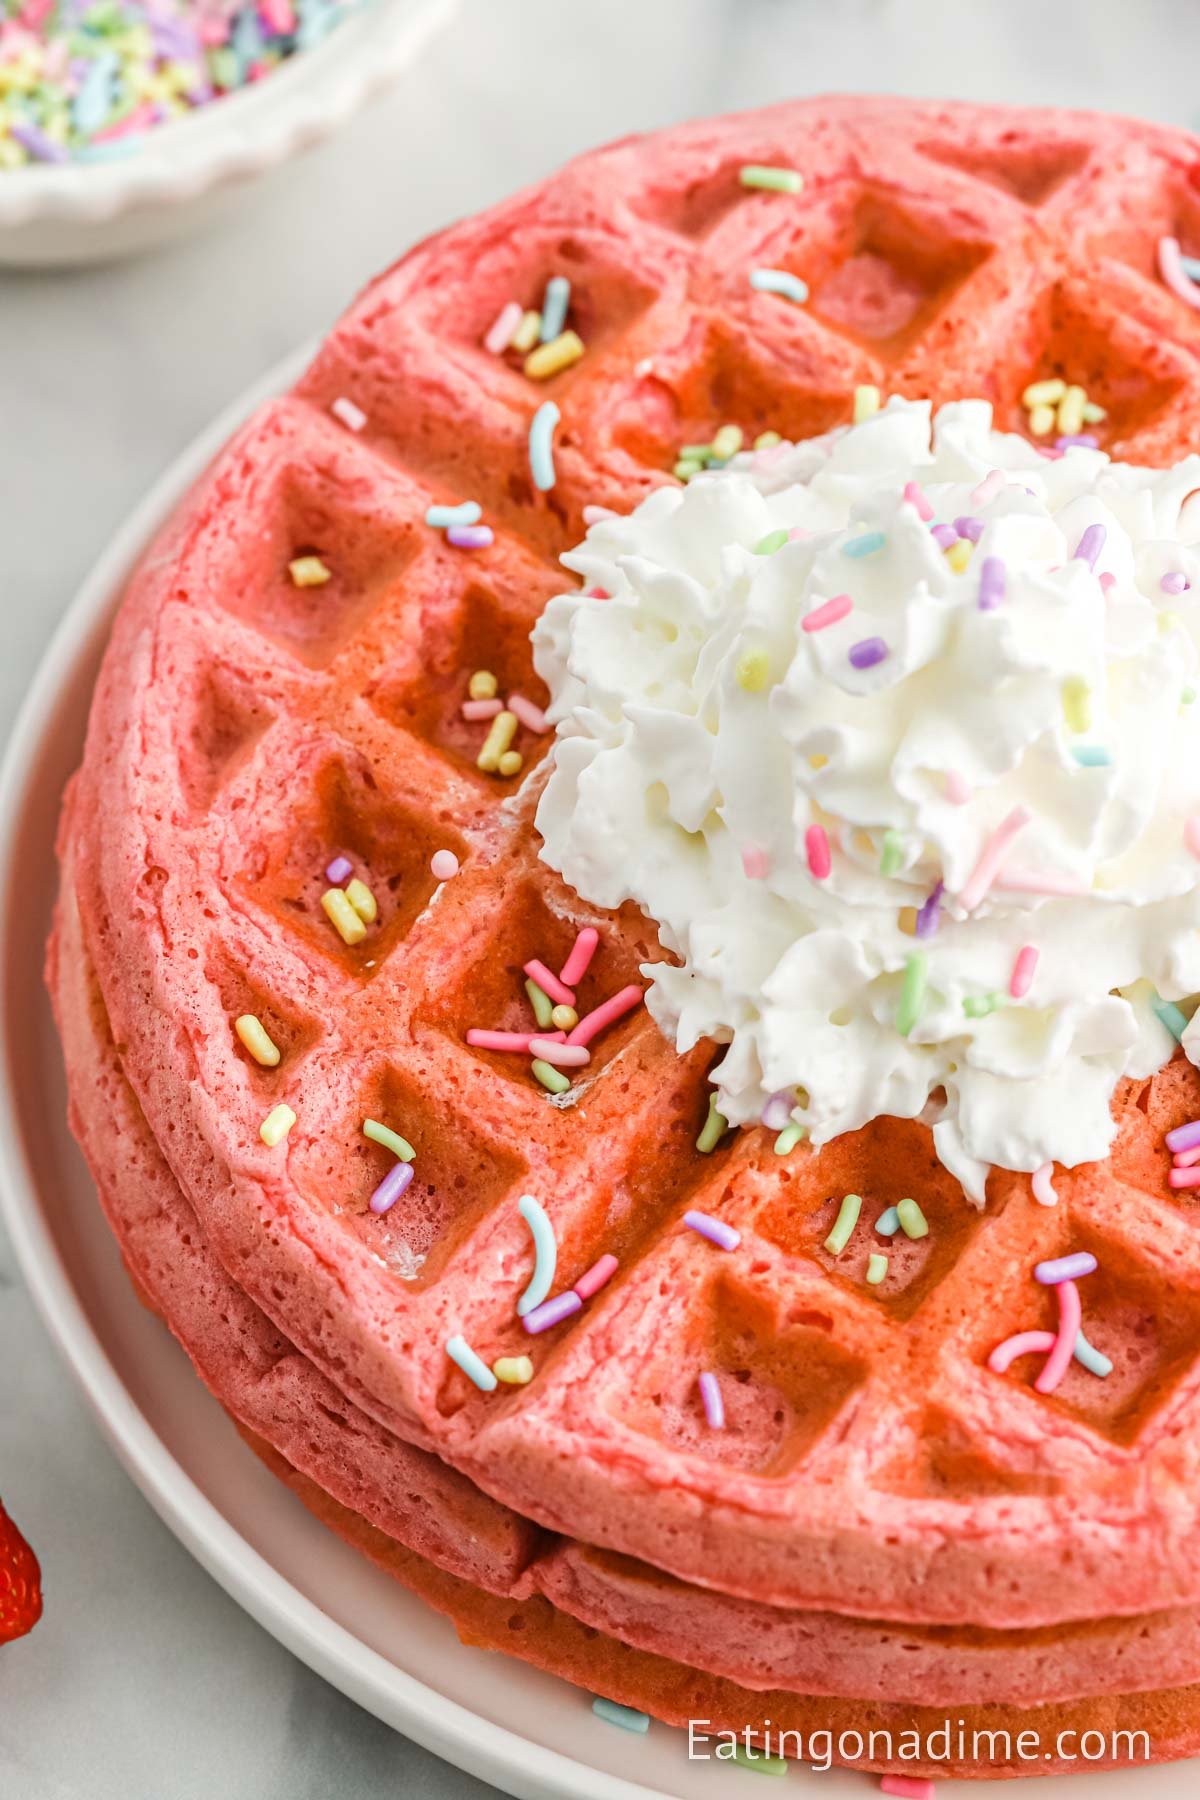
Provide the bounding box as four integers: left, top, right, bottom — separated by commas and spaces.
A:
533, 399, 1200, 1199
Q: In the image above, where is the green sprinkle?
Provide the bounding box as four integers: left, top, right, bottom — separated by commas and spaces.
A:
680, 443, 715, 462
592, 1696, 650, 1733
895, 952, 927, 1037
1182, 686, 1196, 706
739, 164, 803, 194
524, 978, 555, 1029
896, 1197, 929, 1240
732, 1746, 788, 1776
362, 1119, 415, 1161
875, 1205, 900, 1236
774, 1123, 805, 1155
879, 829, 903, 877
532, 1058, 571, 1095
674, 457, 704, 481
753, 527, 789, 556
696, 1094, 728, 1153
736, 648, 771, 691
963, 991, 1003, 1017
866, 1252, 889, 1285
1152, 992, 1189, 1043
824, 1191, 862, 1257
711, 424, 744, 461
754, 430, 782, 450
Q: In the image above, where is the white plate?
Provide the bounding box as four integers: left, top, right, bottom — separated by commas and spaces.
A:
0, 354, 1191, 1800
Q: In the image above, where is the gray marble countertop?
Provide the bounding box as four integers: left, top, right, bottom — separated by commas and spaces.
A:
4, 2, 1200, 1793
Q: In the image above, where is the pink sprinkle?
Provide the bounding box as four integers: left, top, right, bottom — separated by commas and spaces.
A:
1031, 1162, 1058, 1207
331, 396, 366, 433
567, 984, 644, 1047
524, 959, 575, 1007
484, 300, 523, 354
969, 468, 1005, 508
988, 1329, 1056, 1374
993, 866, 1087, 899
528, 1037, 590, 1068
957, 805, 1031, 910
462, 698, 503, 721
801, 593, 852, 633
430, 850, 460, 881
573, 1254, 618, 1301
787, 526, 810, 541
1186, 816, 1200, 860
93, 100, 155, 142
698, 1371, 725, 1430
1169, 1165, 1200, 1189
1157, 235, 1200, 311
508, 692, 549, 734
559, 926, 599, 988
943, 769, 971, 805
742, 846, 769, 880
467, 1028, 565, 1054
1173, 1145, 1200, 1169
902, 481, 934, 521
583, 506, 617, 526
805, 824, 832, 879
881, 1780, 937, 1800
1035, 1278, 1081, 1394
1098, 571, 1117, 594
1010, 944, 1039, 999
584, 586, 611, 598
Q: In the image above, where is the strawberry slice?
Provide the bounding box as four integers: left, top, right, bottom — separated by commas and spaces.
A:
0, 1498, 42, 1644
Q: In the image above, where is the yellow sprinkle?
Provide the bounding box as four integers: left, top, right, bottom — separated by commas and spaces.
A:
736, 648, 771, 692
1022, 378, 1066, 407
497, 750, 524, 777
852, 829, 875, 855
1062, 676, 1092, 734
524, 329, 586, 381
754, 430, 782, 450
468, 669, 498, 700
898, 906, 918, 936
260, 1103, 296, 1147
493, 1356, 534, 1385
853, 384, 881, 423
1160, 610, 1184, 635
711, 424, 744, 461
344, 877, 377, 924
944, 539, 972, 573
235, 1014, 280, 1068
1082, 400, 1107, 424
322, 887, 367, 945
1027, 404, 1056, 437
511, 310, 541, 353
808, 752, 828, 770
550, 1004, 578, 1030
478, 709, 519, 772
289, 555, 331, 587
1056, 384, 1087, 436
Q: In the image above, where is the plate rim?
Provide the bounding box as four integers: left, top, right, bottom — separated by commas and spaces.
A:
0, 349, 670, 1800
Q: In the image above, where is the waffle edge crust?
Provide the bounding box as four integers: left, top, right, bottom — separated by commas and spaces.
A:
49, 96, 1200, 1773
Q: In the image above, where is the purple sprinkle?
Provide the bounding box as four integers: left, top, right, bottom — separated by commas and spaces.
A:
1055, 434, 1099, 450
1074, 523, 1107, 571
915, 879, 944, 939
1162, 571, 1190, 595
1034, 1251, 1098, 1286
1166, 1118, 1200, 1154
848, 637, 888, 671
369, 1160, 414, 1216
683, 1208, 741, 1252
522, 1290, 583, 1335
761, 1090, 794, 1130
930, 522, 957, 550
10, 122, 68, 164
326, 854, 353, 885
978, 554, 1006, 611
446, 524, 495, 550
698, 1371, 725, 1430
953, 515, 984, 543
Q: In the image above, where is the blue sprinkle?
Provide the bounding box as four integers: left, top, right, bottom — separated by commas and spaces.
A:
592, 1697, 650, 1733
1070, 746, 1112, 767
425, 501, 482, 529
72, 50, 118, 137
1152, 993, 1189, 1043
529, 401, 560, 492
875, 1206, 901, 1236
1074, 1329, 1113, 1379
749, 267, 809, 304
445, 1334, 497, 1392
540, 275, 571, 342
844, 530, 886, 558
1183, 254, 1200, 282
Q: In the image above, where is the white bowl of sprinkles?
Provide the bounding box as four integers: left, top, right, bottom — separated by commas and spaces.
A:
0, 0, 456, 266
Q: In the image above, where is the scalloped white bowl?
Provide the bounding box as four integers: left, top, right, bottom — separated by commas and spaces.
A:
0, 0, 455, 267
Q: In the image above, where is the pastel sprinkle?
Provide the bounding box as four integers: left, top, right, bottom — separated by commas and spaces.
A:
895, 953, 927, 1037
1057, 385, 1088, 437
539, 276, 571, 342
528, 1038, 590, 1068
1010, 944, 1039, 999
344, 877, 377, 925
824, 1191, 863, 1257
529, 401, 560, 492
881, 1779, 936, 1800
525, 330, 585, 382
903, 481, 934, 521
369, 1160, 414, 1216
970, 469, 1006, 507
516, 1195, 557, 1318
522, 1290, 583, 1334
1174, 1145, 1200, 1168
1035, 1278, 1082, 1395
958, 805, 1031, 910
802, 593, 853, 632
467, 1028, 563, 1053
1035, 1251, 1097, 1285
929, 523, 957, 551
484, 300, 523, 354
711, 424, 744, 460
550, 1004, 578, 1031
567, 984, 644, 1046
235, 1014, 280, 1067
289, 555, 330, 587
322, 888, 367, 946
1186, 816, 1200, 859
1161, 571, 1190, 594
531, 1058, 571, 1095
506, 692, 549, 735
963, 991, 1003, 1017
844, 531, 886, 558
560, 927, 600, 988
736, 648, 772, 691
805, 823, 832, 880
749, 267, 809, 303
977, 555, 1006, 611
683, 1209, 741, 1252
446, 1335, 497, 1392
944, 769, 971, 805
732, 1747, 788, 1777
1031, 1162, 1058, 1206
1074, 523, 1107, 570
866, 1252, 889, 1285
259, 1104, 296, 1148
753, 528, 789, 556
896, 1197, 928, 1240
696, 1095, 729, 1153
774, 1124, 805, 1154
954, 515, 984, 543
739, 164, 803, 192
574, 1254, 618, 1301
363, 1119, 415, 1162
447, 524, 494, 550
1152, 993, 1188, 1042
478, 710, 519, 772
1157, 235, 1200, 311
497, 751, 523, 778
493, 1356, 534, 1385
511, 310, 542, 353
762, 1091, 794, 1131
592, 1698, 649, 1733
431, 849, 460, 881
1062, 678, 1092, 733
1074, 1331, 1113, 1379
989, 1329, 1056, 1374
1169, 1165, 1200, 1189
1071, 746, 1111, 768
331, 397, 366, 433
325, 855, 353, 885
1023, 379, 1067, 407
1165, 1118, 1200, 1153
524, 959, 574, 1007
915, 880, 943, 939
431, 503, 483, 536
875, 1206, 900, 1236
698, 1371, 725, 1429
848, 636, 888, 670
853, 385, 881, 422
879, 829, 903, 877
468, 670, 498, 699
